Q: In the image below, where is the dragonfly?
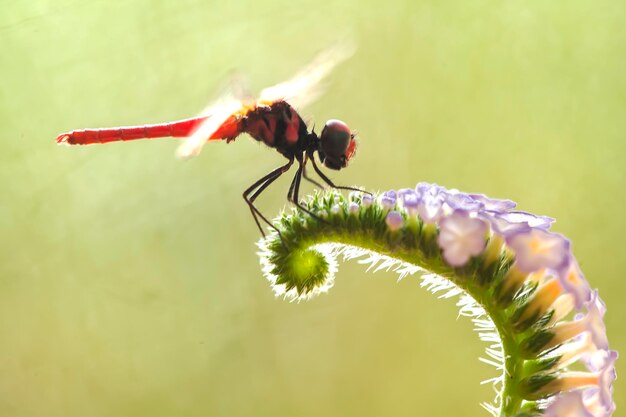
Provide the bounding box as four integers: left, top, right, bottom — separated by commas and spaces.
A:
56, 45, 365, 238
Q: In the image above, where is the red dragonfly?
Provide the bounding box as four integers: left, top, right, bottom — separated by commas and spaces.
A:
56, 45, 364, 237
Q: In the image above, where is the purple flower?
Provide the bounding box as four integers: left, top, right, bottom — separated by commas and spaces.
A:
544, 391, 594, 417
437, 210, 488, 267
596, 350, 618, 413
499, 211, 554, 229
383, 190, 397, 199
483, 212, 531, 235
580, 350, 619, 416
361, 194, 374, 207
468, 193, 516, 212
397, 188, 415, 198
584, 349, 611, 374
347, 202, 360, 215
385, 211, 404, 231
379, 190, 397, 210
577, 291, 609, 351
417, 187, 444, 224
483, 211, 554, 236
558, 258, 592, 310
415, 182, 437, 196
398, 189, 420, 215
506, 229, 570, 273
556, 332, 597, 368
444, 190, 482, 212
583, 389, 616, 417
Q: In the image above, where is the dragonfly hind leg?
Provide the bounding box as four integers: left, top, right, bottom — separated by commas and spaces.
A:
243, 158, 294, 238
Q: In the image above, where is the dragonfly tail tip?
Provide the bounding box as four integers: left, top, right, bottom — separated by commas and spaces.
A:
56, 133, 72, 145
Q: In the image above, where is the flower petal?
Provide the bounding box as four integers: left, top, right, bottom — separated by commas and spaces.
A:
506, 229, 570, 273
437, 210, 487, 267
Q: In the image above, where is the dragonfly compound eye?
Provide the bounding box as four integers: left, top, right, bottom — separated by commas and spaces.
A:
319, 119, 356, 170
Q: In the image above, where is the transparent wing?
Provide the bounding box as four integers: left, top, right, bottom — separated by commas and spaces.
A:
259, 42, 356, 109
176, 95, 242, 159
177, 70, 256, 158
226, 69, 254, 106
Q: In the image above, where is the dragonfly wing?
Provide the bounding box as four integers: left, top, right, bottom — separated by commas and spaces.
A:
176, 96, 242, 159
226, 69, 255, 106
259, 42, 355, 109
197, 70, 254, 117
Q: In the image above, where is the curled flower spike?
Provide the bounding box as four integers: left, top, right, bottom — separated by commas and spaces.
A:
257, 183, 617, 417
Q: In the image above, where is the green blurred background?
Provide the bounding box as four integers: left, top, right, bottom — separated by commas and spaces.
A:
1, 1, 624, 416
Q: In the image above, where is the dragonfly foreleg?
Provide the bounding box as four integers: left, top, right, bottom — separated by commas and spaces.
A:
287, 160, 329, 223
301, 154, 324, 189
307, 151, 372, 196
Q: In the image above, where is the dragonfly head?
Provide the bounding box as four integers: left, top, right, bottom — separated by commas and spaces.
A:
317, 119, 357, 170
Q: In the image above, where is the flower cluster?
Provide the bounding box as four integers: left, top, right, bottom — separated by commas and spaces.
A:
257, 182, 617, 417
377, 183, 616, 416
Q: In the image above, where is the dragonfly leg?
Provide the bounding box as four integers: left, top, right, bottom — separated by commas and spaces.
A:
243, 158, 294, 238
301, 153, 324, 189
287, 160, 329, 223
308, 151, 373, 196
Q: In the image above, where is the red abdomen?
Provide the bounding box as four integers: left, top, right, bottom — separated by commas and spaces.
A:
56, 115, 241, 145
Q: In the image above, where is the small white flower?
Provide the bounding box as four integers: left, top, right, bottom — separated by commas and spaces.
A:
437, 210, 487, 267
